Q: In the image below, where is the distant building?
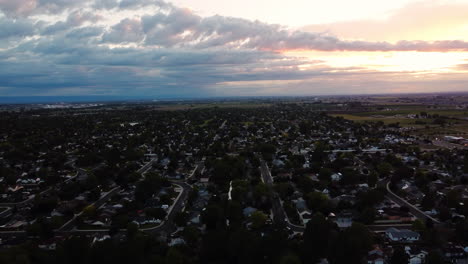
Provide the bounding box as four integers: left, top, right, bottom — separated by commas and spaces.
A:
444, 136, 464, 143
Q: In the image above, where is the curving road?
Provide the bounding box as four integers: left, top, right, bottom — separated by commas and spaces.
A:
259, 160, 305, 232
1, 158, 192, 238
260, 166, 439, 233
384, 180, 440, 224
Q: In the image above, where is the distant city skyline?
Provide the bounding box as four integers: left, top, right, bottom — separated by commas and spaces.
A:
1, 0, 468, 99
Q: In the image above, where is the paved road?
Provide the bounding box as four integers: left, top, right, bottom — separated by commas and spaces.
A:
138, 158, 157, 174
257, 171, 433, 234
57, 186, 121, 231
144, 181, 191, 234
64, 157, 191, 235
0, 207, 13, 218
0, 158, 192, 238
259, 160, 305, 232
0, 165, 83, 208
66, 181, 191, 235
219, 120, 227, 129
384, 180, 440, 224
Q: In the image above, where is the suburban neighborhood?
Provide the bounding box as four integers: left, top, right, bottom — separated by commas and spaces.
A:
1, 96, 468, 263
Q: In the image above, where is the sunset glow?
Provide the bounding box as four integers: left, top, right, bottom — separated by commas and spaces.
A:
1, 0, 468, 97
287, 51, 468, 73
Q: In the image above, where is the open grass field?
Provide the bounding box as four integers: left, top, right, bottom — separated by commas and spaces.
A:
354, 109, 468, 118
333, 106, 468, 139
330, 114, 432, 127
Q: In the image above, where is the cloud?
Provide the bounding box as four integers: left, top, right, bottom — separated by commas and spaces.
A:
455, 63, 468, 71
0, 0, 92, 17
0, 16, 36, 39
96, 4, 468, 52
301, 1, 468, 42
102, 18, 145, 43
0, 0, 37, 17
3, 0, 468, 52
42, 10, 102, 35
1, 0, 468, 97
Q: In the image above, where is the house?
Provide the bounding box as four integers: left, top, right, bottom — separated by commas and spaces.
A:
90, 221, 106, 227
367, 248, 385, 264
243, 207, 257, 217
190, 214, 201, 225
92, 235, 110, 244
300, 211, 313, 225
199, 176, 210, 184
444, 244, 466, 262
405, 246, 427, 264
331, 173, 342, 182
294, 198, 307, 212
169, 238, 185, 246
385, 228, 420, 242
334, 212, 353, 228
272, 159, 285, 167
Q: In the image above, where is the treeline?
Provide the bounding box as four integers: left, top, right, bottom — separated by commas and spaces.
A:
0, 212, 375, 264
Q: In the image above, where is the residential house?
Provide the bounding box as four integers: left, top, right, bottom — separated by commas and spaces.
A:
385, 228, 420, 242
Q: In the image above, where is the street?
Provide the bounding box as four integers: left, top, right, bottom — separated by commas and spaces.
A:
259, 160, 305, 232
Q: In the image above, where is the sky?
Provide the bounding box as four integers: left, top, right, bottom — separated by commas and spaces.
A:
1, 0, 468, 98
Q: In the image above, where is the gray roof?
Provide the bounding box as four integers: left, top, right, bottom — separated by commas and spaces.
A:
386, 228, 419, 239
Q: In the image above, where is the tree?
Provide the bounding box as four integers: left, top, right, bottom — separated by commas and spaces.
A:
367, 171, 378, 187
357, 189, 385, 209
421, 192, 436, 211
32, 197, 58, 214
182, 226, 201, 246
377, 162, 392, 178
330, 223, 373, 264
135, 173, 168, 203
126, 222, 138, 239
202, 204, 224, 230
275, 182, 294, 200
318, 168, 332, 182
425, 251, 444, 264
455, 218, 468, 242
253, 182, 270, 201
306, 191, 331, 214
84, 174, 99, 190
280, 253, 302, 264
26, 217, 54, 240
394, 166, 414, 180
360, 207, 376, 224
302, 213, 335, 262
82, 205, 96, 218
390, 247, 409, 264
174, 212, 188, 227
412, 219, 426, 233
145, 207, 167, 220
166, 247, 185, 264
446, 189, 460, 209
250, 211, 268, 229
226, 201, 244, 227
340, 168, 359, 185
